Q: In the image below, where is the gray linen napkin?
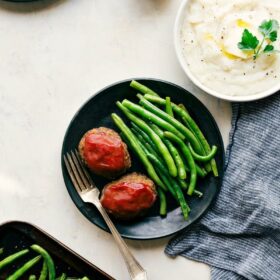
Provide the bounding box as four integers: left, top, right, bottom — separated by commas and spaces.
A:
165, 93, 280, 280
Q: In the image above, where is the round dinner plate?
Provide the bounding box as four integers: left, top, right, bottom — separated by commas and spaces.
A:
61, 79, 225, 240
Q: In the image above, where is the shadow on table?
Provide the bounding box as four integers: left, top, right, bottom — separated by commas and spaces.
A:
133, 0, 170, 12
0, 0, 67, 13
126, 236, 171, 250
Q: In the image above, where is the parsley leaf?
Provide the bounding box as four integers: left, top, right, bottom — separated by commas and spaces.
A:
269, 31, 277, 42
263, 45, 274, 53
238, 29, 259, 50
238, 19, 279, 59
259, 19, 279, 41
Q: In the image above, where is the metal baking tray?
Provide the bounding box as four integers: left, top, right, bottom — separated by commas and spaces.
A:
0, 221, 114, 280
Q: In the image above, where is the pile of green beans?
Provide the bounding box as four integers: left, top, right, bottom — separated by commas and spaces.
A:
0, 246, 90, 280
111, 80, 218, 220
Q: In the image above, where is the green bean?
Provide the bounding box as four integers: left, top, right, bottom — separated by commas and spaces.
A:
150, 123, 186, 180
121, 127, 167, 192
112, 113, 165, 189
178, 179, 203, 198
188, 143, 218, 162
165, 97, 174, 117
39, 261, 48, 280
131, 123, 158, 152
7, 256, 42, 280
143, 151, 176, 198
177, 178, 188, 190
147, 153, 190, 219
178, 147, 207, 178
116, 102, 177, 177
145, 94, 218, 177
131, 128, 161, 159
178, 104, 195, 133
133, 130, 176, 196
0, 249, 29, 270
0, 248, 3, 255
164, 131, 197, 196
178, 103, 189, 114
158, 188, 167, 216
137, 94, 203, 154
58, 273, 66, 280
196, 165, 207, 178
156, 169, 177, 199
172, 181, 190, 218
178, 149, 189, 172
181, 116, 211, 173
31, 245, 55, 280
29, 275, 36, 280
130, 129, 149, 153
130, 80, 159, 96
149, 159, 177, 198
122, 99, 185, 140
132, 129, 175, 196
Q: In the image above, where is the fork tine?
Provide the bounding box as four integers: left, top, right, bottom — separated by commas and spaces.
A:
66, 152, 86, 191
63, 155, 83, 193
70, 151, 90, 188
74, 149, 96, 187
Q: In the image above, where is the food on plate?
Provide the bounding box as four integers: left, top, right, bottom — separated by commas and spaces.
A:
78, 127, 131, 179
100, 172, 157, 220
31, 244, 55, 280
0, 249, 29, 270
111, 80, 218, 220
180, 0, 280, 96
0, 245, 90, 280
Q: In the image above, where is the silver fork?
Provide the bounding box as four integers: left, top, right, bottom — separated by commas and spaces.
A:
64, 150, 147, 280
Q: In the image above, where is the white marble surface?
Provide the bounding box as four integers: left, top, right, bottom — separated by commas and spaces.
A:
0, 0, 231, 279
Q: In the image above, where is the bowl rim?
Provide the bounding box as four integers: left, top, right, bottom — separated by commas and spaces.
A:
174, 0, 280, 102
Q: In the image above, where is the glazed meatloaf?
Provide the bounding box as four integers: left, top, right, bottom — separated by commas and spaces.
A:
100, 172, 157, 220
79, 127, 131, 179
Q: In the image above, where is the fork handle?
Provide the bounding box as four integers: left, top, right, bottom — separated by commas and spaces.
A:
94, 201, 147, 280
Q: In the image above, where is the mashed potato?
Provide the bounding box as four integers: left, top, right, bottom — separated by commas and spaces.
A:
181, 0, 280, 96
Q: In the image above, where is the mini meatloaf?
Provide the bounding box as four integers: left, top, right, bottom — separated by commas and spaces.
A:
78, 127, 131, 179
100, 172, 157, 220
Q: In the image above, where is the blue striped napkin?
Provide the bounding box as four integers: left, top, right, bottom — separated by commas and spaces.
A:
165, 93, 280, 280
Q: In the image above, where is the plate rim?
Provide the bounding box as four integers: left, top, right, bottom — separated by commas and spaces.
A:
61, 77, 225, 240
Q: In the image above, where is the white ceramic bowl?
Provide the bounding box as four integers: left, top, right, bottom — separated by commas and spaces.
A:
174, 0, 280, 102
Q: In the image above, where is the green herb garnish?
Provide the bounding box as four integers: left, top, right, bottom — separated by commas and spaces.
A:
238, 19, 279, 60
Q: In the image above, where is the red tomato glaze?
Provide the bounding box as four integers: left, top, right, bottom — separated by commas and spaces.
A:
84, 133, 126, 173
101, 182, 156, 216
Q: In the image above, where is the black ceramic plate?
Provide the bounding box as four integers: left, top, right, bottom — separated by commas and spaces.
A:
0, 221, 114, 280
61, 79, 224, 240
